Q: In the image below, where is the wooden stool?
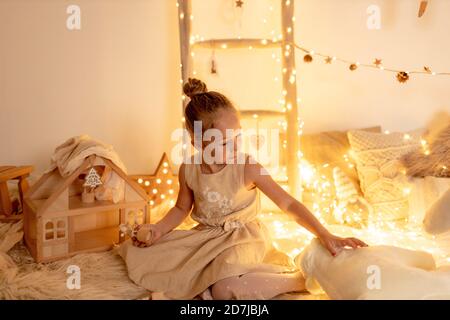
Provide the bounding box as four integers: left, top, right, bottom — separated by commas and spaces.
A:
0, 166, 34, 217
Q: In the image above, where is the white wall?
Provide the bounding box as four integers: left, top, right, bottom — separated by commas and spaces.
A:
295, 0, 450, 132
0, 0, 182, 176
1, 0, 449, 176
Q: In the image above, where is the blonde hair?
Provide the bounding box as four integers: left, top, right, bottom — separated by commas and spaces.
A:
183, 78, 237, 134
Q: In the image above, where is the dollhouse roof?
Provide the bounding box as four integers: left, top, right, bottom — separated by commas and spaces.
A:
25, 155, 149, 217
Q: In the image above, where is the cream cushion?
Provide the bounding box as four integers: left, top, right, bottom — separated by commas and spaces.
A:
348, 130, 422, 221
423, 187, 450, 235
298, 239, 450, 300
408, 177, 450, 225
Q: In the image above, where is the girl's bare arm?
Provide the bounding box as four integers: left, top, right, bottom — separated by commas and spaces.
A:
154, 163, 194, 235
245, 160, 367, 256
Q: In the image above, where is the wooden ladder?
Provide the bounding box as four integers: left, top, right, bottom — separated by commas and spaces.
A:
177, 0, 300, 198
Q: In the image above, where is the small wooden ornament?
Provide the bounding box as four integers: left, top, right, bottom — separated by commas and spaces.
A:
324, 56, 333, 64
81, 189, 95, 203
374, 59, 383, 67
349, 63, 358, 71
303, 54, 313, 63
397, 71, 410, 83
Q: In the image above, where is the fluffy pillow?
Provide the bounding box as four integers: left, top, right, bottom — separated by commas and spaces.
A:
402, 112, 450, 177
347, 130, 423, 221
423, 188, 450, 235
298, 239, 450, 300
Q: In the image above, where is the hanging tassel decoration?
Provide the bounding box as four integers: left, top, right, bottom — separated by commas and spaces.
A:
210, 50, 217, 74
418, 1, 428, 18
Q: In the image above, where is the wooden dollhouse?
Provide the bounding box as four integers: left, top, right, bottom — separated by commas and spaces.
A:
23, 155, 149, 263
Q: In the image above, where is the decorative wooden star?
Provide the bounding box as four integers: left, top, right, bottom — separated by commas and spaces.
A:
325, 56, 333, 64
424, 66, 432, 73
235, 0, 244, 8
131, 153, 179, 208
374, 59, 383, 67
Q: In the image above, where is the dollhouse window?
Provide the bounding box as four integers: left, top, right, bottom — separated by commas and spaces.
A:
45, 221, 54, 240
56, 220, 66, 239
44, 219, 66, 241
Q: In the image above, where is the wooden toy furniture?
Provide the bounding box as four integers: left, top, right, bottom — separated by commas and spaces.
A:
23, 155, 149, 263
0, 165, 34, 218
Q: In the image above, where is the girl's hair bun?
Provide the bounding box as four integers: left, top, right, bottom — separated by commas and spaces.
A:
183, 78, 208, 98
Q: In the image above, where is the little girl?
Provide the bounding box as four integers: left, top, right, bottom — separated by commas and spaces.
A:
119, 78, 367, 300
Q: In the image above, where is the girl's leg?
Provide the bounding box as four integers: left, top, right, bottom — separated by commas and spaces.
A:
211, 271, 305, 300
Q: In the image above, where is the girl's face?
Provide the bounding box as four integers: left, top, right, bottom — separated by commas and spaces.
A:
192, 109, 242, 164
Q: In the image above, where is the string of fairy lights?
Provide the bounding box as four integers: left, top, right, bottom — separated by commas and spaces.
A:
174, 0, 448, 243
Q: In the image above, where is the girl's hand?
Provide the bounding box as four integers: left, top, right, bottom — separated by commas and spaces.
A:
319, 232, 368, 256
131, 224, 164, 248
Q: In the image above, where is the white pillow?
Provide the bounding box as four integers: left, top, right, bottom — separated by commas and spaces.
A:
423, 187, 450, 235
298, 239, 450, 300
348, 130, 422, 221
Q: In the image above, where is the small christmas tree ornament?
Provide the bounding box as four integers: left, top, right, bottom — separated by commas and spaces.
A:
349, 63, 358, 71
82, 167, 103, 203
397, 71, 410, 83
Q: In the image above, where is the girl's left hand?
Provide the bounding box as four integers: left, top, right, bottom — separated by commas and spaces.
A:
319, 232, 368, 256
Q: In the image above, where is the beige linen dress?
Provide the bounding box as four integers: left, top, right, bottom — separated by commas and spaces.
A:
119, 156, 297, 299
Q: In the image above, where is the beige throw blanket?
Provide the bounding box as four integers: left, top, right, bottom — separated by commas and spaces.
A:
46, 135, 127, 203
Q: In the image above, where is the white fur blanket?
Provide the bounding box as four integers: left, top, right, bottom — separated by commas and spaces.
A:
298, 238, 450, 300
